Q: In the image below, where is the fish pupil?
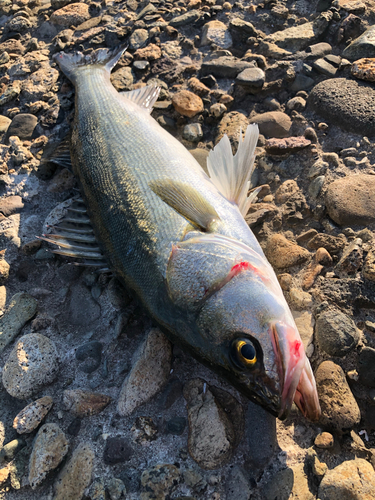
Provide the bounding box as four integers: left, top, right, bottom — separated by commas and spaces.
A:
241, 343, 255, 360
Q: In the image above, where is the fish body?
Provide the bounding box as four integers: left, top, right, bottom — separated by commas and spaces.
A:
53, 47, 320, 420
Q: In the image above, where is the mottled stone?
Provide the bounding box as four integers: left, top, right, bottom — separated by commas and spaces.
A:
336, 238, 363, 276
316, 361, 361, 431
314, 432, 334, 449
21, 64, 59, 101
172, 90, 204, 118
129, 29, 149, 50
343, 26, 375, 60
265, 136, 311, 155
117, 329, 172, 415
13, 396, 53, 434
0, 116, 11, 134
2, 334, 59, 399
201, 55, 254, 78
352, 58, 375, 82
107, 477, 126, 500
29, 423, 68, 489
249, 112, 292, 138
363, 249, 375, 281
229, 17, 257, 41
215, 112, 249, 150
315, 308, 359, 356
140, 464, 180, 500
319, 459, 375, 500
54, 443, 95, 500
169, 10, 200, 27
266, 234, 310, 269
134, 44, 162, 61
0, 293, 38, 352
275, 180, 299, 204
188, 77, 210, 97
201, 20, 232, 49
307, 233, 346, 254
63, 389, 111, 417
182, 123, 203, 142
235, 67, 265, 90
50, 3, 90, 27
110, 67, 134, 92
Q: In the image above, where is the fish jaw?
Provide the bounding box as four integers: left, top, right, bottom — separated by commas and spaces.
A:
293, 357, 321, 421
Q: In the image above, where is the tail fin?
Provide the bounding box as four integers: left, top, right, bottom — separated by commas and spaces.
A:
53, 45, 127, 84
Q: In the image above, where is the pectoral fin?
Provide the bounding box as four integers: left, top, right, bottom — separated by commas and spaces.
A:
149, 180, 220, 231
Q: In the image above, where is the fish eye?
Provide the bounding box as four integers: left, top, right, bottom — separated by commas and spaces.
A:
231, 338, 257, 368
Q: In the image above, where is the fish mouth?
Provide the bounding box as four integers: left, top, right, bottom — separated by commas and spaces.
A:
293, 357, 321, 421
270, 322, 307, 420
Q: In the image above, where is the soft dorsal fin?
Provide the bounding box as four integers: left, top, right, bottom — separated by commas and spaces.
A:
41, 136, 72, 171
149, 179, 220, 231
120, 86, 160, 113
207, 124, 259, 217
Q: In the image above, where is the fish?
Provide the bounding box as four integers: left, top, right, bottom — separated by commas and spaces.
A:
48, 45, 321, 421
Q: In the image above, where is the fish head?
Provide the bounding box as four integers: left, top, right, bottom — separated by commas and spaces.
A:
167, 234, 321, 420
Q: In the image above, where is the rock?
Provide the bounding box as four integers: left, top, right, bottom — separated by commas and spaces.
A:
307, 233, 346, 254
358, 347, 375, 387
313, 57, 339, 77
318, 458, 375, 499
0, 260, 9, 285
21, 64, 59, 101
363, 249, 375, 281
336, 238, 363, 276
315, 308, 359, 357
182, 123, 203, 142
107, 477, 126, 500
249, 112, 292, 138
110, 67, 134, 92
201, 56, 254, 78
225, 465, 253, 500
266, 234, 310, 269
0, 39, 26, 55
0, 116, 11, 134
4, 114, 37, 143
215, 112, 249, 149
235, 67, 265, 91
343, 26, 375, 60
286, 96, 306, 112
308, 79, 375, 136
263, 12, 333, 52
263, 464, 315, 500
67, 284, 101, 326
63, 390, 111, 417
246, 401, 276, 468
265, 136, 311, 155
325, 175, 375, 226
129, 29, 148, 50
201, 20, 233, 49
89, 477, 106, 500
289, 288, 312, 310
134, 44, 161, 61
13, 396, 53, 434
76, 341, 102, 373
188, 77, 210, 97
184, 379, 237, 469
166, 416, 186, 435
0, 293, 38, 352
210, 103, 227, 118
54, 443, 95, 500
169, 10, 200, 27
314, 431, 334, 449
131, 416, 158, 444
103, 437, 133, 465
2, 333, 59, 399
117, 328, 172, 416
172, 90, 204, 118
0, 438, 26, 462
316, 361, 361, 431
275, 180, 299, 204
28, 423, 69, 489
351, 57, 375, 82
140, 464, 180, 500
229, 18, 257, 41
0, 196, 24, 217
5, 16, 32, 33
0, 287, 6, 312
50, 2, 90, 27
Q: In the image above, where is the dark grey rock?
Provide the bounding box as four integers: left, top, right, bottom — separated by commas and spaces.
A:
343, 25, 375, 60
67, 417, 81, 436
76, 341, 103, 373
103, 437, 133, 465
226, 466, 253, 500
358, 347, 375, 387
201, 56, 254, 78
4, 113, 38, 143
315, 309, 359, 357
246, 401, 276, 468
235, 67, 265, 89
170, 10, 200, 27
312, 58, 338, 77
305, 42, 332, 59
229, 18, 257, 41
68, 284, 101, 326
166, 417, 187, 435
291, 74, 315, 91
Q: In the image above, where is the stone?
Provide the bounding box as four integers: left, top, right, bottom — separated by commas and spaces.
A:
291, 74, 315, 91
0, 293, 38, 352
286, 96, 306, 112
225, 466, 253, 500
13, 396, 53, 434
201, 20, 233, 49
63, 390, 111, 417
275, 180, 299, 204
103, 437, 133, 465
5, 16, 32, 33
117, 328, 172, 416
0, 260, 9, 285
313, 58, 338, 77
316, 361, 361, 431
229, 18, 257, 41
54, 443, 95, 500
166, 416, 186, 435
172, 90, 204, 118
21, 64, 59, 101
2, 333, 59, 399
28, 423, 69, 489
292, 311, 314, 356
76, 340, 102, 373
0, 116, 11, 134
129, 29, 148, 50
215, 112, 249, 150
266, 234, 310, 269
140, 464, 180, 500
235, 67, 265, 90
107, 478, 126, 500
343, 26, 375, 60
307, 233, 346, 254
134, 44, 161, 61
308, 175, 325, 200
67, 284, 101, 326
184, 379, 237, 469
264, 12, 333, 52
0, 439, 26, 462
182, 123, 203, 142
265, 136, 311, 155
315, 308, 359, 356
246, 401, 276, 468
188, 77, 210, 97
169, 10, 200, 27
289, 288, 312, 310
314, 431, 334, 449
336, 238, 363, 276
249, 112, 292, 138
358, 347, 375, 387
210, 103, 227, 118
201, 56, 254, 78
308, 79, 375, 136
352, 58, 375, 82
363, 249, 375, 281
4, 114, 37, 144
263, 464, 315, 500
319, 459, 375, 500
110, 67, 134, 91
325, 175, 375, 226
131, 416, 158, 444
50, 2, 90, 27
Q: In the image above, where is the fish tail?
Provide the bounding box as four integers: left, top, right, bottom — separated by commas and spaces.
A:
53, 45, 127, 84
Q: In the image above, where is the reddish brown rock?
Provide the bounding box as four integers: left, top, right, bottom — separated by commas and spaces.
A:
265, 136, 311, 154
172, 90, 204, 118
134, 44, 161, 61
50, 3, 90, 27
0, 196, 24, 217
266, 234, 310, 269
314, 432, 334, 449
188, 77, 210, 96
351, 58, 375, 82
363, 249, 375, 281
307, 233, 346, 254
275, 180, 299, 204
63, 389, 111, 418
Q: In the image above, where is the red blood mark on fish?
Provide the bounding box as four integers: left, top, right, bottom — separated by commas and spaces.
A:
291, 340, 301, 358
231, 261, 258, 275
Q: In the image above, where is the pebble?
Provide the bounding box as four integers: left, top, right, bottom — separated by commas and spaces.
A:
117, 329, 172, 416
235, 67, 265, 91
0, 259, 9, 285
249, 112, 292, 138
4, 114, 37, 143
336, 238, 363, 276
0, 438, 26, 463
0, 292, 38, 352
140, 464, 180, 500
307, 233, 346, 254
134, 44, 161, 61
229, 18, 258, 41
28, 423, 69, 489
318, 458, 375, 499
289, 288, 312, 310
215, 111, 249, 149
201, 20, 233, 49
188, 77, 210, 97
265, 136, 311, 155
13, 396, 53, 434
315, 308, 359, 356
225, 465, 253, 500
103, 437, 133, 465
107, 477, 126, 500
172, 90, 204, 118
110, 67, 134, 92
325, 175, 375, 226
358, 347, 375, 387
54, 443, 95, 500
132, 416, 158, 444
63, 389, 111, 417
314, 431, 334, 449
0, 116, 11, 134
67, 284, 101, 326
266, 234, 310, 269
313, 57, 339, 77
89, 477, 106, 500
343, 25, 375, 60
363, 249, 375, 281
201, 55, 254, 78
183, 123, 203, 142
129, 29, 149, 50
308, 175, 325, 200
210, 103, 227, 118
76, 340, 102, 373
315, 361, 361, 431
275, 180, 299, 204
308, 79, 375, 136
2, 333, 59, 399
50, 2, 91, 27
21, 64, 59, 101
184, 379, 236, 469
351, 57, 375, 82
286, 96, 306, 112
169, 10, 200, 27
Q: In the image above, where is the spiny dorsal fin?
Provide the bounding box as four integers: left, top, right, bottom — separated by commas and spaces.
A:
120, 86, 160, 113
149, 179, 220, 231
207, 124, 259, 217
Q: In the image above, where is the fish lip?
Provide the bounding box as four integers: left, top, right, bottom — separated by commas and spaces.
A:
270, 322, 306, 420
293, 358, 321, 422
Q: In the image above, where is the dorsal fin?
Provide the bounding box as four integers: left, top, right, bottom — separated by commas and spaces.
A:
149, 179, 220, 231
41, 136, 72, 170
207, 124, 259, 217
120, 86, 160, 113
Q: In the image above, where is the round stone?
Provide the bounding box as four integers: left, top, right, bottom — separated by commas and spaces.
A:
249, 111, 292, 138
235, 67, 265, 89
172, 90, 204, 118
182, 123, 203, 142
